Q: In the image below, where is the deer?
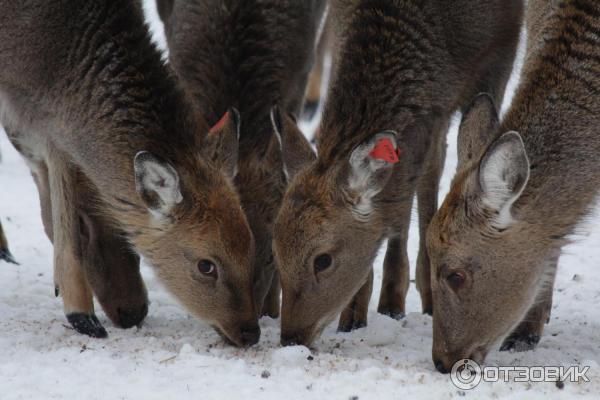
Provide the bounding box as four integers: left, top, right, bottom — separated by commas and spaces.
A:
0, 0, 259, 346
272, 0, 523, 346
156, 0, 327, 318
427, 0, 600, 372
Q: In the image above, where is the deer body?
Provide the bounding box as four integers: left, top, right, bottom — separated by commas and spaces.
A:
273, 0, 523, 346
0, 0, 258, 345
157, 0, 326, 317
428, 0, 600, 371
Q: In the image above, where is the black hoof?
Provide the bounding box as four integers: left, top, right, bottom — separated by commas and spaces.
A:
280, 333, 299, 347
500, 332, 541, 352
67, 313, 108, 338
337, 319, 367, 333
117, 303, 148, 329
301, 100, 320, 122
259, 304, 280, 319
378, 308, 406, 320
0, 249, 18, 265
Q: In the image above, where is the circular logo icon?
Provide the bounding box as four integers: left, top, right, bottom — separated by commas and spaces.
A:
450, 359, 482, 390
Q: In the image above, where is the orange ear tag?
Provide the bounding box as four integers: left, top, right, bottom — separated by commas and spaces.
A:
209, 111, 229, 134
369, 138, 401, 163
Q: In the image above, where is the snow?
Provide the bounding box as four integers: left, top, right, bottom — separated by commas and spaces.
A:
1, 2, 599, 399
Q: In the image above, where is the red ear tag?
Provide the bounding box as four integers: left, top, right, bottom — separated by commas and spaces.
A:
369, 138, 400, 164
209, 111, 229, 134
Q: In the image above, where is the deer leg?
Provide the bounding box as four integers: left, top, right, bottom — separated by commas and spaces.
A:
303, 56, 325, 121
500, 256, 558, 351
260, 270, 281, 319
30, 161, 54, 242
47, 150, 106, 338
377, 205, 411, 319
0, 219, 17, 264
338, 269, 374, 332
303, 14, 331, 122
416, 119, 448, 315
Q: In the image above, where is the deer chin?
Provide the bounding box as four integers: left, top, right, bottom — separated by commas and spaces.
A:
281, 310, 338, 348
212, 325, 239, 347
211, 318, 261, 348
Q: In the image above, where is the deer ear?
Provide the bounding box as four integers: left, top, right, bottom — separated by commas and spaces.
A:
134, 151, 183, 217
458, 93, 499, 165
478, 131, 529, 228
346, 131, 400, 219
270, 105, 315, 180
202, 108, 240, 178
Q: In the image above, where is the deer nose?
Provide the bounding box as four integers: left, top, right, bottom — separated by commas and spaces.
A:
117, 304, 149, 329
240, 324, 261, 346
434, 358, 451, 374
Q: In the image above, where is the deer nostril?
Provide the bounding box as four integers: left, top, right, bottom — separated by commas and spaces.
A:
434, 359, 450, 374
240, 325, 261, 346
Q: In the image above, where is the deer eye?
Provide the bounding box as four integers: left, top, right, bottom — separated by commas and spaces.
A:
314, 253, 332, 273
446, 270, 466, 290
198, 259, 217, 277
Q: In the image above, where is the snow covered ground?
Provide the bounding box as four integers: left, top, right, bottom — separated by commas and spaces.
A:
1, 3, 599, 399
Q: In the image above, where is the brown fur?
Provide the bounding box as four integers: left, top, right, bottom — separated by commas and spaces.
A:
158, 0, 326, 317
273, 0, 523, 346
428, 0, 600, 371
0, 0, 257, 345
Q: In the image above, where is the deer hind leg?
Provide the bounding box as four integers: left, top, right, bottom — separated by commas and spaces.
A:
261, 270, 281, 319
415, 118, 448, 315
28, 160, 55, 243
377, 224, 411, 320
47, 149, 106, 338
4, 127, 54, 243
500, 255, 558, 352
303, 56, 325, 121
302, 13, 332, 122
338, 269, 374, 332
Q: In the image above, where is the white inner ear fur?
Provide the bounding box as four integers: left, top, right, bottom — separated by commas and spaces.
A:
135, 152, 183, 218
480, 132, 529, 229
348, 132, 397, 220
